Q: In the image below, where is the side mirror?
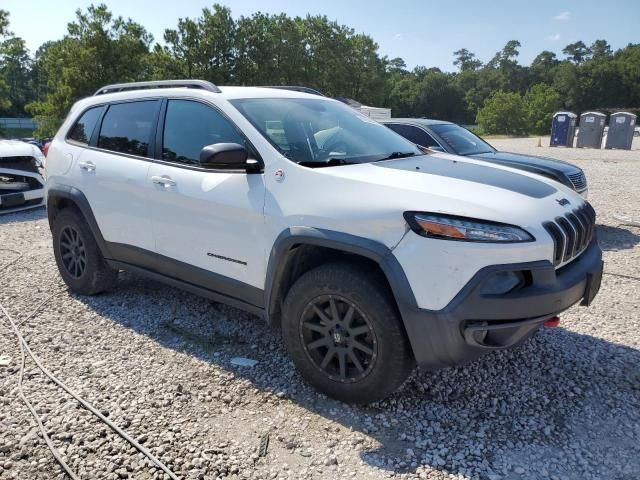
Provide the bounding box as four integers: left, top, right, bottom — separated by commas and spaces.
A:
200, 143, 258, 171
428, 146, 445, 153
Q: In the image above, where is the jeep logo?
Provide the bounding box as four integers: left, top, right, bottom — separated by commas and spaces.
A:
556, 198, 571, 207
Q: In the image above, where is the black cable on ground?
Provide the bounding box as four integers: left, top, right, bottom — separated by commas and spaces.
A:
0, 248, 180, 480
604, 271, 640, 282
3, 301, 81, 480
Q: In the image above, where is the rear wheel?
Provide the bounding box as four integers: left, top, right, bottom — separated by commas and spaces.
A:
282, 263, 414, 404
52, 208, 117, 295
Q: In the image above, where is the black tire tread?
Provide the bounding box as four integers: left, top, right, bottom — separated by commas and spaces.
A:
282, 262, 414, 404
52, 207, 117, 295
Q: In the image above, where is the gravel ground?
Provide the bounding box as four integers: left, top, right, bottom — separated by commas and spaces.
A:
1, 138, 639, 480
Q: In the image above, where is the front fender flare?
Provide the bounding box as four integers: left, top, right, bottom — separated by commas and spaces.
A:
264, 226, 418, 326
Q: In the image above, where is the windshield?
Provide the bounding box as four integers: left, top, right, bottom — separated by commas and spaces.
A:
230, 98, 421, 165
430, 124, 494, 156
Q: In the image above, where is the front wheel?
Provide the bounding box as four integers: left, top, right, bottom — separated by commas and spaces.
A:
282, 263, 414, 404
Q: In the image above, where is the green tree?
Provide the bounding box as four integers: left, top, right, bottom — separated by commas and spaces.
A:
387, 57, 408, 74
158, 4, 235, 83
552, 62, 580, 110
0, 9, 13, 114
530, 50, 560, 84
612, 43, 640, 108
27, 4, 153, 136
0, 37, 33, 116
0, 2, 636, 139
344, 33, 386, 103
476, 91, 527, 135
563, 41, 591, 65
0, 10, 9, 37
232, 13, 309, 86
523, 84, 561, 135
590, 39, 612, 60
453, 48, 482, 72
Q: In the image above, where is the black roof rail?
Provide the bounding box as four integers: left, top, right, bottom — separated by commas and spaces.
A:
94, 80, 221, 96
262, 86, 325, 96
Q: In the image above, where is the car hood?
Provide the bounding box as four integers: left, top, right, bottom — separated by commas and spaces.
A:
0, 139, 38, 158
312, 153, 584, 228
470, 151, 580, 175
0, 140, 44, 174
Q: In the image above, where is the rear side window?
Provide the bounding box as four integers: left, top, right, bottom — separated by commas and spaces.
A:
67, 106, 103, 145
387, 124, 439, 148
162, 100, 246, 165
98, 101, 158, 157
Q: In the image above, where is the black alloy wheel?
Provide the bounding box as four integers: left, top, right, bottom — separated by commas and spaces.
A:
52, 207, 117, 295
59, 225, 87, 278
300, 294, 378, 383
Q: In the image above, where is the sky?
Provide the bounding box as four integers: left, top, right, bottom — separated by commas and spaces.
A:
3, 0, 639, 72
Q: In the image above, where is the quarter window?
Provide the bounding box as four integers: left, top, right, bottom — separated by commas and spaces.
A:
67, 106, 103, 145
98, 101, 158, 157
162, 100, 246, 165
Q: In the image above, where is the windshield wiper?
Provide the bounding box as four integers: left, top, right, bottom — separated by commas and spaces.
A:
298, 158, 356, 168
373, 151, 417, 162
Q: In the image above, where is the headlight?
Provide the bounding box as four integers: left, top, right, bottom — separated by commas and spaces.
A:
403, 212, 534, 243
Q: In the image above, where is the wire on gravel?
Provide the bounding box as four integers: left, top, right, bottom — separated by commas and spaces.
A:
0, 249, 181, 480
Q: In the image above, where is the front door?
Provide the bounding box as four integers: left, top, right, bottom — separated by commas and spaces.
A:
147, 99, 266, 301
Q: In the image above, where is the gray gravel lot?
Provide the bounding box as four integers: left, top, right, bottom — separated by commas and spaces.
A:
1, 137, 639, 480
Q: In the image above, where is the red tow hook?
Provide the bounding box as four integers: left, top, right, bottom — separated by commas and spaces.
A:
544, 316, 560, 328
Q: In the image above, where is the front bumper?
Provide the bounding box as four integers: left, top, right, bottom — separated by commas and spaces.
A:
399, 240, 603, 369
0, 168, 45, 214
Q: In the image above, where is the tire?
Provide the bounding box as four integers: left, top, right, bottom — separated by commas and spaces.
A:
282, 262, 414, 404
52, 208, 117, 295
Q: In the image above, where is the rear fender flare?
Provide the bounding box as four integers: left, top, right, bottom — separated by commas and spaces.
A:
46, 184, 111, 259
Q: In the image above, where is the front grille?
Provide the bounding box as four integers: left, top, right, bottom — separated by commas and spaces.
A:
567, 171, 587, 191
0, 156, 38, 173
543, 202, 596, 267
0, 172, 43, 194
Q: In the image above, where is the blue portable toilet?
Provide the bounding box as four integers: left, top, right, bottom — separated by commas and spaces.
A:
550, 112, 577, 147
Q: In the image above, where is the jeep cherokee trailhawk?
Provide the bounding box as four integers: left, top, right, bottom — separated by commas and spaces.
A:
45, 80, 603, 403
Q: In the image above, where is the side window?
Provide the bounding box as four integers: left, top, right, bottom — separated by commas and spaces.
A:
162, 100, 246, 165
98, 101, 158, 157
67, 106, 103, 145
387, 124, 439, 148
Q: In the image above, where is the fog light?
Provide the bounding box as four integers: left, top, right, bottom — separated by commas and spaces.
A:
481, 271, 523, 295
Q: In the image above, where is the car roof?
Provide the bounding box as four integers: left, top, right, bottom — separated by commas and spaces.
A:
383, 118, 454, 127
70, 85, 334, 115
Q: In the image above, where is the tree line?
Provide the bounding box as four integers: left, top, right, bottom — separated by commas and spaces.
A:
0, 4, 638, 137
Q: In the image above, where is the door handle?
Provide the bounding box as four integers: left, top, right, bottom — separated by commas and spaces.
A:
151, 175, 176, 187
78, 161, 95, 172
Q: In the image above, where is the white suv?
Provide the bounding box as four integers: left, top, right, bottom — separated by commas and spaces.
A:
45, 80, 603, 403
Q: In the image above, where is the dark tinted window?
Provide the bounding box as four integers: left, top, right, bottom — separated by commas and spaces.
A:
98, 101, 158, 157
386, 124, 439, 147
162, 100, 246, 165
68, 106, 103, 145
429, 124, 494, 155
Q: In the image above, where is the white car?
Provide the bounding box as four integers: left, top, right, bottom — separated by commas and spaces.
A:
45, 80, 603, 403
0, 139, 46, 213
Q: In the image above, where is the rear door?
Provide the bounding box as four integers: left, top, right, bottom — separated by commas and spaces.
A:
147, 99, 266, 297
77, 100, 160, 252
